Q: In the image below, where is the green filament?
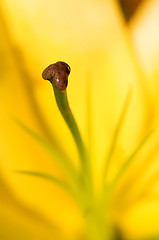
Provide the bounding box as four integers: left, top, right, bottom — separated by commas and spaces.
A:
53, 86, 88, 170
52, 84, 93, 201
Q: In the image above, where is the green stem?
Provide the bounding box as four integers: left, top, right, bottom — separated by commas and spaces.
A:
53, 86, 86, 164
52, 85, 93, 197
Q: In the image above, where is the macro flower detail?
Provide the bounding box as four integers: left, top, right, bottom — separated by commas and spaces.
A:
1, 0, 159, 240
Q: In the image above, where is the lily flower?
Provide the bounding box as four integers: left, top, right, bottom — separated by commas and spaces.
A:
0, 0, 159, 239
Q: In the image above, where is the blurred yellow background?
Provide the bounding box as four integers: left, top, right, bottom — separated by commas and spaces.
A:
0, 0, 159, 239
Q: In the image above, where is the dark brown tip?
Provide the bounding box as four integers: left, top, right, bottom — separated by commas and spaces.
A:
42, 61, 71, 91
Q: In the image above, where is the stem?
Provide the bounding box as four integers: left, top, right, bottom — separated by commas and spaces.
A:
53, 86, 86, 164
52, 85, 93, 196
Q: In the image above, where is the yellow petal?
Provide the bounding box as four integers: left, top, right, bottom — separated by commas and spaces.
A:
0, 166, 64, 240
129, 0, 159, 125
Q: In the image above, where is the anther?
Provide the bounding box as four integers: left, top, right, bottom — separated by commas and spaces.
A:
42, 61, 71, 91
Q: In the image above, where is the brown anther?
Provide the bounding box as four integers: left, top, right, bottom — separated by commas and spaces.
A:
42, 61, 71, 91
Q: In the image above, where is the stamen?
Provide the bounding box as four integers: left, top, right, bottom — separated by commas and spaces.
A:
42, 62, 94, 199
42, 62, 88, 170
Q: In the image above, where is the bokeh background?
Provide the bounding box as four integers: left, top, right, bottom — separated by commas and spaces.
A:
0, 0, 159, 239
